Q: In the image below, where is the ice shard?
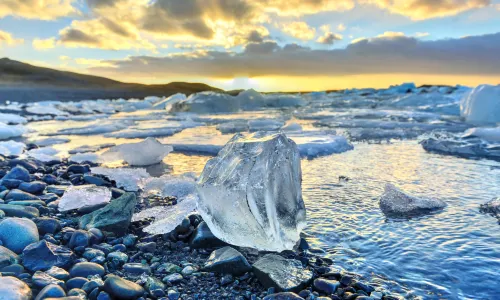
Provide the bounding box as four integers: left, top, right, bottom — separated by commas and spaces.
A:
58, 185, 112, 212
197, 132, 306, 251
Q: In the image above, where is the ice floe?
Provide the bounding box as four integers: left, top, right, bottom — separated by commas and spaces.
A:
58, 185, 112, 212
0, 123, 26, 140
100, 137, 172, 166
0, 140, 26, 156
461, 84, 500, 125
91, 167, 150, 192
0, 113, 27, 124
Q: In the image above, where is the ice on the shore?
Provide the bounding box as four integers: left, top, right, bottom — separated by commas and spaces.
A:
32, 137, 70, 147
26, 102, 68, 116
248, 119, 285, 132
0, 113, 27, 125
462, 127, 500, 142
154, 93, 187, 110
0, 140, 26, 156
91, 167, 150, 192
461, 85, 500, 124
291, 133, 353, 159
281, 122, 303, 132
68, 143, 115, 154
25, 147, 62, 162
421, 135, 500, 159
69, 153, 100, 164
58, 185, 112, 212
100, 137, 172, 166
197, 132, 307, 251
142, 173, 197, 199
380, 184, 446, 217
105, 127, 182, 139
0, 123, 26, 140
132, 195, 198, 235
51, 121, 131, 136
216, 121, 249, 134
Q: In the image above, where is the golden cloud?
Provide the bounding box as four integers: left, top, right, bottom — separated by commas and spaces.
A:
280, 21, 316, 40
0, 30, 23, 48
33, 38, 56, 50
0, 0, 79, 20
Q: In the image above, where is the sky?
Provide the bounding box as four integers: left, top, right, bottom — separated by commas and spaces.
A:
0, 0, 500, 91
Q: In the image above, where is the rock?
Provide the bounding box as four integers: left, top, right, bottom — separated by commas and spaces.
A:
0, 217, 39, 253
32, 271, 65, 289
79, 193, 136, 236
5, 189, 40, 201
68, 288, 87, 298
83, 175, 110, 186
46, 185, 67, 196
263, 293, 304, 300
1, 263, 24, 274
252, 254, 313, 292
340, 275, 353, 286
77, 203, 108, 214
67, 164, 90, 174
122, 234, 137, 247
35, 217, 61, 235
103, 276, 145, 300
203, 246, 251, 275
0, 204, 39, 218
97, 291, 112, 300
189, 221, 226, 249
480, 198, 500, 219
136, 242, 156, 253
69, 262, 105, 278
0, 276, 32, 300
83, 248, 105, 261
81, 276, 104, 293
2, 166, 30, 182
181, 265, 195, 276
144, 276, 165, 295
18, 181, 47, 195
354, 281, 375, 294
197, 132, 306, 251
45, 266, 70, 280
157, 263, 182, 274
123, 263, 151, 275
106, 251, 128, 269
379, 184, 446, 217
162, 273, 183, 284
68, 230, 90, 249
2, 179, 22, 189
66, 277, 89, 290
0, 245, 19, 268
35, 284, 66, 300
313, 278, 340, 294
23, 240, 75, 272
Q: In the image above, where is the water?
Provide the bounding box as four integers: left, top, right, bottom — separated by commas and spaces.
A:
24, 112, 500, 299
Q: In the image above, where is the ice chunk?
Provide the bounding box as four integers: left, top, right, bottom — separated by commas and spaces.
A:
0, 140, 26, 156
197, 132, 307, 251
58, 185, 112, 212
51, 121, 131, 136
379, 184, 446, 217
248, 119, 285, 132
462, 127, 500, 142
142, 173, 198, 199
26, 102, 68, 116
104, 127, 182, 139
281, 122, 303, 132
461, 84, 500, 124
0, 123, 25, 140
153, 93, 187, 110
421, 136, 500, 160
216, 121, 249, 134
100, 137, 172, 166
291, 133, 353, 159
132, 196, 198, 234
0, 113, 27, 124
172, 92, 240, 113
25, 147, 61, 162
264, 94, 305, 107
69, 153, 100, 164
91, 167, 150, 191
32, 137, 70, 147
68, 143, 115, 154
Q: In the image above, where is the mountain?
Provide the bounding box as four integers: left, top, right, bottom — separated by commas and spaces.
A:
0, 58, 223, 103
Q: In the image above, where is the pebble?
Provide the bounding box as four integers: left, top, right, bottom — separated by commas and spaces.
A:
32, 271, 65, 289
66, 277, 89, 290
23, 240, 75, 272
163, 273, 184, 284
123, 263, 152, 275
137, 242, 156, 253
34, 284, 66, 300
0, 217, 39, 253
45, 266, 70, 280
35, 217, 62, 235
103, 276, 145, 300
3, 166, 31, 182
0, 276, 33, 300
68, 230, 91, 249
18, 181, 47, 195
0, 245, 19, 268
70, 262, 105, 278
0, 204, 39, 218
314, 278, 340, 294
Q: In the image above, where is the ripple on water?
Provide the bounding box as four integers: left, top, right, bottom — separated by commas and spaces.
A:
302, 141, 500, 299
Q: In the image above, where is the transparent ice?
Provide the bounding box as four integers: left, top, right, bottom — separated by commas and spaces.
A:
100, 137, 172, 166
58, 185, 112, 212
91, 167, 150, 192
197, 131, 307, 251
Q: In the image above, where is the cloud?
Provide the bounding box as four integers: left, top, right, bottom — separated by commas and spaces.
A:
317, 32, 343, 44
280, 21, 316, 40
338, 23, 347, 31
254, 0, 355, 16
89, 32, 500, 79
415, 32, 430, 37
365, 0, 491, 20
0, 0, 79, 20
33, 38, 56, 50
0, 30, 23, 48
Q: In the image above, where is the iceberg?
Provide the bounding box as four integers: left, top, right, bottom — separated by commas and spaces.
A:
91, 167, 150, 192
153, 93, 187, 110
100, 137, 172, 166
462, 127, 500, 142
197, 132, 307, 251
0, 140, 26, 156
461, 85, 500, 124
380, 184, 446, 217
58, 185, 112, 212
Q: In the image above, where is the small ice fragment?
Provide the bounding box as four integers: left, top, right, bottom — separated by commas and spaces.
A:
197, 132, 307, 251
0, 123, 26, 140
142, 173, 198, 199
58, 185, 112, 212
91, 167, 150, 192
0, 140, 26, 156
379, 184, 446, 217
25, 147, 61, 162
0, 113, 27, 125
100, 137, 172, 166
